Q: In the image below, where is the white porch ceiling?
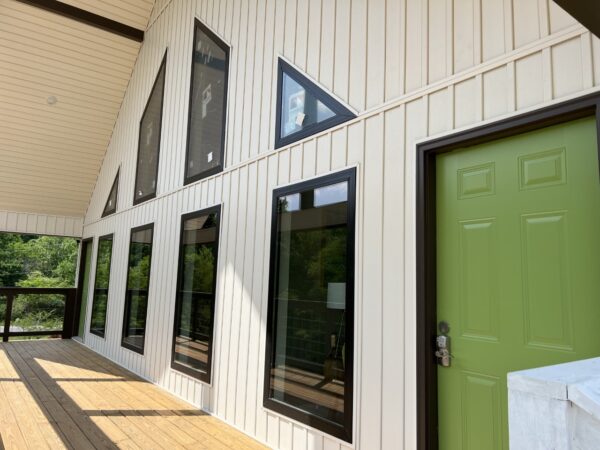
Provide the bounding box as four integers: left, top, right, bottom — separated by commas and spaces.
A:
0, 0, 154, 217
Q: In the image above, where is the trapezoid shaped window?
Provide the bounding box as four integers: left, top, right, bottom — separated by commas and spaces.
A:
102, 170, 119, 217
275, 59, 356, 148
185, 21, 230, 185
134, 53, 167, 205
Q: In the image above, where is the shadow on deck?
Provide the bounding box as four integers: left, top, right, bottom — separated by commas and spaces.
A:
0, 339, 266, 449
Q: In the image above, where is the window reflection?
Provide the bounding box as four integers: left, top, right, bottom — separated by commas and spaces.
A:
90, 235, 113, 337
134, 57, 166, 203
186, 22, 229, 182
102, 172, 119, 217
280, 73, 335, 139
267, 174, 354, 435
172, 210, 220, 381
122, 226, 153, 353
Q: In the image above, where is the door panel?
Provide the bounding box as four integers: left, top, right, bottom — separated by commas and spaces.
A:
436, 117, 600, 450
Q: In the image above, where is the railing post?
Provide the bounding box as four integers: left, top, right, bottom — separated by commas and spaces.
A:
62, 289, 76, 339
3, 293, 13, 342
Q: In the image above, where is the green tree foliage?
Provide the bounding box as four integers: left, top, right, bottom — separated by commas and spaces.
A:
13, 236, 78, 286
0, 233, 78, 333
0, 233, 25, 287
0, 233, 78, 287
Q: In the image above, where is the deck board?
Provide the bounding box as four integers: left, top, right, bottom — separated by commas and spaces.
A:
0, 340, 267, 450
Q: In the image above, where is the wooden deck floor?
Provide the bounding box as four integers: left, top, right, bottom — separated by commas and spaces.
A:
0, 339, 267, 450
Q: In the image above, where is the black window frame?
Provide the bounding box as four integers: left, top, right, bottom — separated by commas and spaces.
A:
170, 205, 222, 383
101, 169, 120, 218
89, 233, 114, 338
133, 52, 168, 206
121, 223, 154, 354
184, 19, 230, 186
74, 237, 94, 338
275, 59, 356, 149
263, 167, 357, 443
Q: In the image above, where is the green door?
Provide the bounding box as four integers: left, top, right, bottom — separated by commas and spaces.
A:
77, 239, 93, 339
436, 117, 600, 450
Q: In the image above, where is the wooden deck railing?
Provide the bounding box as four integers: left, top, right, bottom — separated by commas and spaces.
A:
0, 287, 77, 342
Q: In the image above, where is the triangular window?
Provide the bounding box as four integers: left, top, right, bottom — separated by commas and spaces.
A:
102, 170, 119, 217
275, 59, 356, 148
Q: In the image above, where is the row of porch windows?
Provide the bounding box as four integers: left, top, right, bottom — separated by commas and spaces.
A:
87, 168, 355, 442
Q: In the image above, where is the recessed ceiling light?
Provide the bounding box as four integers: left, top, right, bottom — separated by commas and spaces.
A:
47, 95, 58, 105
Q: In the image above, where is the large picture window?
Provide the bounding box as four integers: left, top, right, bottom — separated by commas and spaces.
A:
184, 21, 229, 185
171, 206, 221, 382
122, 224, 154, 354
89, 234, 113, 337
134, 54, 167, 205
264, 168, 356, 442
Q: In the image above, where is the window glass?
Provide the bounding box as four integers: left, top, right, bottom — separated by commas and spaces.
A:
275, 60, 356, 148
265, 170, 355, 441
280, 73, 335, 139
134, 57, 166, 204
102, 172, 119, 217
186, 22, 229, 183
172, 208, 220, 381
90, 235, 113, 337
122, 226, 153, 353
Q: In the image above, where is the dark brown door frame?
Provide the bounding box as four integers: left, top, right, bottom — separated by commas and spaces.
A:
74, 237, 94, 339
416, 91, 600, 450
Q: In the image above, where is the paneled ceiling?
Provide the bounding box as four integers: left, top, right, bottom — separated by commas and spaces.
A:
0, 0, 155, 217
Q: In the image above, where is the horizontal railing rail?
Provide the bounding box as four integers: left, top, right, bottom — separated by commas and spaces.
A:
0, 287, 77, 342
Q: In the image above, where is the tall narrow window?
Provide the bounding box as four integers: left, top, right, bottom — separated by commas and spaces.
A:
134, 54, 167, 205
122, 224, 154, 354
171, 206, 221, 382
184, 21, 229, 185
264, 168, 356, 442
102, 170, 119, 217
275, 59, 356, 149
90, 234, 113, 337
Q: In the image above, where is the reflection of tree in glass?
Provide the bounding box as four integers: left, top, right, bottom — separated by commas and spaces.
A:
95, 241, 112, 288
281, 226, 347, 368
285, 227, 346, 301
126, 241, 152, 333
127, 248, 151, 290
182, 244, 215, 293
179, 243, 215, 339
91, 238, 112, 333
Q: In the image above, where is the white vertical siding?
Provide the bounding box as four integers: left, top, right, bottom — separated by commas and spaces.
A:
0, 210, 83, 237
80, 0, 600, 449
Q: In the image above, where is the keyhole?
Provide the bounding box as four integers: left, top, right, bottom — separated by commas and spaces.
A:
439, 321, 450, 335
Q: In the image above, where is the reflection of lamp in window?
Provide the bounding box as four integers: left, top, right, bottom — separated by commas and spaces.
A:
327, 282, 346, 310
323, 282, 345, 383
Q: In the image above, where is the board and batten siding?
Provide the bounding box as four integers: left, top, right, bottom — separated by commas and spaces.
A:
80, 0, 600, 449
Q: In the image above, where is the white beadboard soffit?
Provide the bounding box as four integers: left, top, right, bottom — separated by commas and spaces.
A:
0, 0, 155, 219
